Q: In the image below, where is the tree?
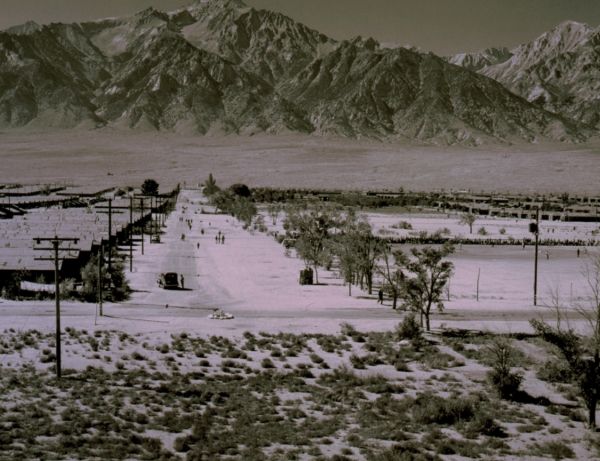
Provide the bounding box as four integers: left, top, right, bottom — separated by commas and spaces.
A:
232, 197, 257, 228
530, 256, 600, 428
399, 243, 454, 331
203, 173, 220, 196
267, 203, 282, 225
486, 338, 523, 400
81, 252, 130, 302
352, 220, 384, 295
229, 183, 251, 198
284, 202, 341, 284
332, 210, 361, 296
211, 190, 257, 228
377, 245, 407, 309
141, 178, 159, 196
336, 239, 358, 296
459, 212, 477, 234
211, 190, 235, 214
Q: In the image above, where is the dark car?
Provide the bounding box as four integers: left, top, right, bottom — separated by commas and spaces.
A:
158, 272, 179, 289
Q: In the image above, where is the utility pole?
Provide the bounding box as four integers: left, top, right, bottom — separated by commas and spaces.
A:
140, 198, 145, 255
529, 208, 540, 306
129, 196, 133, 272
96, 198, 127, 274
151, 196, 156, 239
95, 199, 113, 276
98, 242, 104, 317
33, 236, 79, 379
136, 194, 159, 244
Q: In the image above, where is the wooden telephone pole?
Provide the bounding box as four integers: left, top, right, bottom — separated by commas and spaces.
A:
33, 236, 79, 379
136, 195, 160, 245
95, 199, 114, 276
529, 208, 540, 306
96, 198, 131, 273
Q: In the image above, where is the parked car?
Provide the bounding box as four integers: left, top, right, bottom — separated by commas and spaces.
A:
158, 272, 179, 289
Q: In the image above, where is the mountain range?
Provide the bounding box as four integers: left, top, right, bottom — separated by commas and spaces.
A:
0, 0, 596, 145
449, 20, 600, 131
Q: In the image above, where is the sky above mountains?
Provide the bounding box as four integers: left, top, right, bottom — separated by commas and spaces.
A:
1, 0, 600, 54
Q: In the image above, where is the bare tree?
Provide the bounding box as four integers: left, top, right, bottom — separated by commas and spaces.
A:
531, 256, 600, 428
459, 212, 477, 234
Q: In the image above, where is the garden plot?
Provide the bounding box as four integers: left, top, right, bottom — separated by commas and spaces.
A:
0, 325, 598, 460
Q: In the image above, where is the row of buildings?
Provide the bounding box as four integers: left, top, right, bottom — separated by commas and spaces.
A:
0, 184, 178, 296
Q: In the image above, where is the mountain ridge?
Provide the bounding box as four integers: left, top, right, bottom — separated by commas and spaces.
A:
0, 0, 590, 144
451, 20, 600, 129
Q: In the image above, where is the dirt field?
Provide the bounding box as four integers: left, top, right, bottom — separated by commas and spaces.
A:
1, 128, 600, 194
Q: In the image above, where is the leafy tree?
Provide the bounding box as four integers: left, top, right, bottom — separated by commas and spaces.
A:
530, 256, 600, 428
80, 255, 100, 301
210, 190, 257, 228
203, 173, 220, 196
267, 203, 282, 225
141, 178, 159, 196
459, 212, 477, 234
399, 243, 454, 331
211, 190, 235, 214
81, 252, 130, 302
0, 270, 29, 299
352, 221, 385, 295
232, 197, 257, 228
284, 202, 341, 284
377, 245, 407, 309
229, 183, 251, 198
336, 239, 358, 296
486, 338, 523, 400
331, 210, 361, 296
396, 313, 422, 341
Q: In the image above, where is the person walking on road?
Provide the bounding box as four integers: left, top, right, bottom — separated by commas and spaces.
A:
180, 274, 185, 289
378, 288, 384, 304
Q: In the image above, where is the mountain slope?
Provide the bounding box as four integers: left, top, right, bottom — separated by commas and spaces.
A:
453, 21, 600, 128
0, 23, 105, 127
281, 38, 580, 143
449, 47, 512, 72
0, 0, 588, 143
181, 0, 334, 85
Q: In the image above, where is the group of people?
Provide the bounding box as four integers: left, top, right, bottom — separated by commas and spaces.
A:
215, 230, 226, 244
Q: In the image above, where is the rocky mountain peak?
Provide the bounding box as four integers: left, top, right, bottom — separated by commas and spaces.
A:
450, 19, 600, 128
5, 20, 42, 35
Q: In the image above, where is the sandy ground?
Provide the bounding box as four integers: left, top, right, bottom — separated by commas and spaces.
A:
0, 189, 596, 340
1, 129, 600, 193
